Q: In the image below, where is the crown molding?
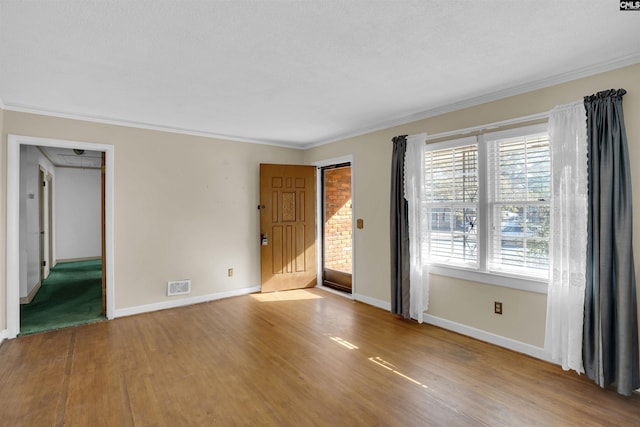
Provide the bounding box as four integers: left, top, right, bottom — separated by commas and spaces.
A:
303, 53, 640, 149
1, 102, 306, 150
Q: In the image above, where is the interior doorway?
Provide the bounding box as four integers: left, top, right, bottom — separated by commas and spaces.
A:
6, 135, 115, 339
321, 162, 353, 294
19, 145, 105, 335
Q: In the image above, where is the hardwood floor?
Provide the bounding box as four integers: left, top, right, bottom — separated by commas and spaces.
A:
1, 288, 639, 426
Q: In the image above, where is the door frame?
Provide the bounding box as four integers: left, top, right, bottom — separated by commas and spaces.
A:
313, 155, 355, 298
47, 172, 54, 274
6, 134, 115, 339
38, 166, 50, 281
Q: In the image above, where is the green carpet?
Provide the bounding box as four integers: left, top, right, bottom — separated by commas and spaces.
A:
20, 259, 106, 335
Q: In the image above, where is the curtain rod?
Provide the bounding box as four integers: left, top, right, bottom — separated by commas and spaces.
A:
424, 111, 550, 142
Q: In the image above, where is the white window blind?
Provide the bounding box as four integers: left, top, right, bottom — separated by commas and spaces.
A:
424, 139, 478, 267
486, 128, 550, 278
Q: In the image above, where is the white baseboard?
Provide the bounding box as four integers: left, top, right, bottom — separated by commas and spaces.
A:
353, 293, 391, 311
114, 285, 261, 318
423, 313, 552, 363
20, 281, 42, 304
0, 329, 8, 347
57, 256, 101, 263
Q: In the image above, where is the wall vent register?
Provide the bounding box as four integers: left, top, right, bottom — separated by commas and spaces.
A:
167, 280, 191, 296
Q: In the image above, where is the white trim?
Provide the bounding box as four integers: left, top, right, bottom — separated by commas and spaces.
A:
312, 155, 353, 168
6, 135, 116, 339
429, 266, 548, 294
0, 329, 8, 346
423, 313, 552, 363
7, 140, 20, 338
349, 158, 356, 296
104, 145, 115, 320
2, 103, 304, 150
483, 123, 549, 142
353, 293, 390, 311
425, 135, 478, 151
114, 286, 260, 318
20, 280, 41, 304
303, 53, 640, 148
56, 256, 102, 263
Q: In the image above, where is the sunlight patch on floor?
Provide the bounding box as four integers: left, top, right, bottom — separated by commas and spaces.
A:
328, 336, 359, 350
369, 357, 429, 389
251, 289, 324, 302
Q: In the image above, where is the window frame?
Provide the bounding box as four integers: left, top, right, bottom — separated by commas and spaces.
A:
425, 123, 549, 294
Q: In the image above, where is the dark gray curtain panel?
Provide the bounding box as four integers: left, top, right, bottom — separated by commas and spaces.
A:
583, 89, 640, 396
390, 135, 410, 318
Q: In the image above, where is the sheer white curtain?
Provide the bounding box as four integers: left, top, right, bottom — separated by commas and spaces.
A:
545, 102, 588, 373
405, 133, 429, 323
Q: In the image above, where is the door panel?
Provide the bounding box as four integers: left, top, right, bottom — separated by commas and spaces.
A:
260, 164, 316, 292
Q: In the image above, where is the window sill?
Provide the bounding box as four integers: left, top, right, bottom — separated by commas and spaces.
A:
428, 264, 548, 294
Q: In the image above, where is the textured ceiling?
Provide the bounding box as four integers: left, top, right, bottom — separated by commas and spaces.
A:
1, 1, 640, 148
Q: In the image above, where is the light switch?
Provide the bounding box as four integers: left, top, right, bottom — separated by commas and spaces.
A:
356, 218, 364, 229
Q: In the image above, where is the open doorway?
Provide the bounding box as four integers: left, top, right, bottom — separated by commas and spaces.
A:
19, 145, 105, 335
321, 162, 353, 294
6, 135, 115, 339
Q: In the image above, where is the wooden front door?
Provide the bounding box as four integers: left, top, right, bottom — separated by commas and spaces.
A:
260, 164, 317, 292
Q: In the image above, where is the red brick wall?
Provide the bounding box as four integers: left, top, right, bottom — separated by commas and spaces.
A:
324, 167, 352, 273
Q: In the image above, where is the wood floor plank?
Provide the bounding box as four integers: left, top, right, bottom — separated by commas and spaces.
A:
0, 330, 74, 426
1, 288, 639, 426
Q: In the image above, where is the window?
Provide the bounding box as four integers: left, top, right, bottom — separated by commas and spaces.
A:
424, 124, 550, 289
424, 138, 478, 267
486, 128, 550, 278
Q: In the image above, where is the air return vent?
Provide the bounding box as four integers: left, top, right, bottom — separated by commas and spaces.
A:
167, 280, 191, 296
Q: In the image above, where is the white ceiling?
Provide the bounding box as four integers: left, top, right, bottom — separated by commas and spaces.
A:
1, 1, 639, 148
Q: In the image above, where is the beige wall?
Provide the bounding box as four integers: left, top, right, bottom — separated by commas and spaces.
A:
1, 112, 303, 322
303, 63, 640, 348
